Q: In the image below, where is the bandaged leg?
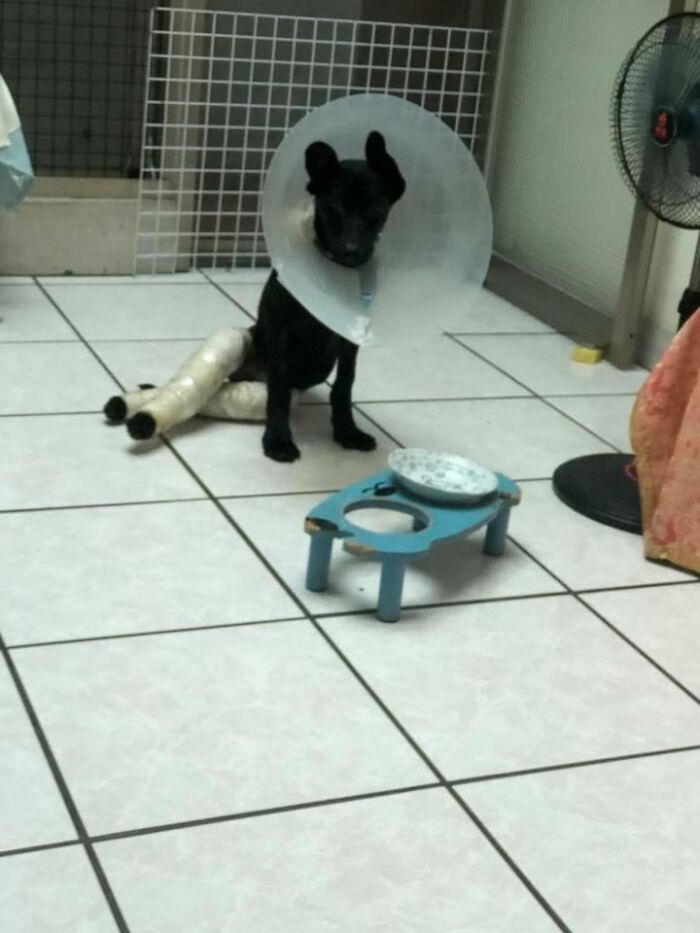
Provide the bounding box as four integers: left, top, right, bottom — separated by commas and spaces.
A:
199, 380, 269, 422
103, 386, 160, 424
101, 327, 292, 439
105, 378, 272, 427
129, 328, 252, 438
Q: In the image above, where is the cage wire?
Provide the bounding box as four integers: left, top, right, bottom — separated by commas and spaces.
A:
135, 7, 497, 274
1, 0, 151, 178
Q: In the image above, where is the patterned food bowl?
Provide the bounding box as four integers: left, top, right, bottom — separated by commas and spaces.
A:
388, 448, 498, 504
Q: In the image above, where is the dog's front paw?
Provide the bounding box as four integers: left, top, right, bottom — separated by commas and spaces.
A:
263, 435, 301, 462
103, 396, 127, 424
334, 427, 377, 451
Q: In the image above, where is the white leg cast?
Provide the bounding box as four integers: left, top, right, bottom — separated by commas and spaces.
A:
199, 380, 268, 422
103, 386, 160, 423
127, 328, 251, 437
199, 381, 299, 423
103, 328, 299, 438
121, 387, 160, 416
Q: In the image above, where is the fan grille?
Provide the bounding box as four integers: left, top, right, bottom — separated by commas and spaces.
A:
612, 12, 700, 229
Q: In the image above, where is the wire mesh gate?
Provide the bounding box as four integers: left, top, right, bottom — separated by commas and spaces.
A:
135, 7, 497, 273
1, 0, 151, 178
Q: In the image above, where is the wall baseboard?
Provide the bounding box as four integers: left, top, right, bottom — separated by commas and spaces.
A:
487, 254, 612, 345
487, 254, 677, 370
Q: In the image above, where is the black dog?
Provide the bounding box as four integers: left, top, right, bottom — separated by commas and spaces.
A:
245, 131, 405, 462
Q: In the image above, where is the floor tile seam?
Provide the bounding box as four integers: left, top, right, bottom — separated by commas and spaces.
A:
451, 742, 700, 787
155, 438, 570, 928
0, 632, 131, 931
509, 536, 700, 706
448, 335, 626, 453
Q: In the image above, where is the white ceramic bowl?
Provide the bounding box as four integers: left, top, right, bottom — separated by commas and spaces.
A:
388, 448, 498, 504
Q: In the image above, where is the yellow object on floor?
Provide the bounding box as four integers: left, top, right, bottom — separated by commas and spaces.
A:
571, 344, 604, 364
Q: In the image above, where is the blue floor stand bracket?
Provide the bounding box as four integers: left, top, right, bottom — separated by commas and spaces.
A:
304, 468, 521, 623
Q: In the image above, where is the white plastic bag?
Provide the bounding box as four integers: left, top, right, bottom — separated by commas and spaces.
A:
0, 74, 34, 210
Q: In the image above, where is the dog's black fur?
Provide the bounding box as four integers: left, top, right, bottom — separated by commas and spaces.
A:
243, 131, 405, 462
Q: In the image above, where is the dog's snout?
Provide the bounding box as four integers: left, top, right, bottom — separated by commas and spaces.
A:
345, 241, 358, 252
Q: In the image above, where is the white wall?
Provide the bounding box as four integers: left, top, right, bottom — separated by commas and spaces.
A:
492, 0, 671, 318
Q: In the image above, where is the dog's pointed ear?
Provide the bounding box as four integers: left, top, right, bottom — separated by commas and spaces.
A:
365, 131, 406, 203
305, 141, 340, 195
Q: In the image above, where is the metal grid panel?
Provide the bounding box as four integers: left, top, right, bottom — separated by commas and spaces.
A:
136, 8, 497, 273
0, 0, 151, 177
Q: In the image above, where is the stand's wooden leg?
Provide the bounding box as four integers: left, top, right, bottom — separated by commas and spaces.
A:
484, 501, 512, 556
305, 534, 334, 592
377, 557, 406, 623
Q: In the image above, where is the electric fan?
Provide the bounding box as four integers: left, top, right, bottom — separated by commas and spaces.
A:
553, 11, 700, 533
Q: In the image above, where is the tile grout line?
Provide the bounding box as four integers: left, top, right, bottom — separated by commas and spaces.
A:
10, 294, 698, 705
6, 589, 566, 651
7, 573, 696, 652
450, 331, 557, 337
541, 392, 638, 399
12, 286, 696, 713
299, 614, 571, 932
202, 274, 564, 443
0, 635, 131, 932
5, 737, 700, 861
446, 334, 627, 454
579, 578, 699, 595
353, 403, 405, 448
350, 392, 640, 405
0, 410, 103, 419
13, 278, 681, 929
6, 736, 700, 862
443, 785, 572, 932
578, 594, 700, 705
508, 536, 700, 706
201, 269, 258, 323
23, 278, 210, 931
0, 786, 441, 856
87, 336, 238, 343
0, 339, 82, 345
7, 478, 693, 516
446, 333, 535, 397
1, 374, 637, 422
305, 394, 532, 405
33, 279, 130, 392
7, 615, 305, 651
0, 496, 209, 517
452, 331, 650, 373
35, 280, 209, 286
89, 783, 442, 845
0, 479, 644, 515
0, 334, 574, 346
7, 399, 584, 419
0, 839, 82, 861
0, 487, 341, 518
153, 437, 572, 931
453, 742, 700, 787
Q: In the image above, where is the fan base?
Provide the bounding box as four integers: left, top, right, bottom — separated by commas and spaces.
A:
552, 453, 642, 535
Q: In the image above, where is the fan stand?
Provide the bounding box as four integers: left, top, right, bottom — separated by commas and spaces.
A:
552, 237, 700, 535
552, 453, 641, 533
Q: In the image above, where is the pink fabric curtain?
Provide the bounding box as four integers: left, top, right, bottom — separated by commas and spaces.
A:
631, 310, 700, 574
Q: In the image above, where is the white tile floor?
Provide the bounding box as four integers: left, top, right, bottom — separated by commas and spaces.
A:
1, 273, 699, 933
